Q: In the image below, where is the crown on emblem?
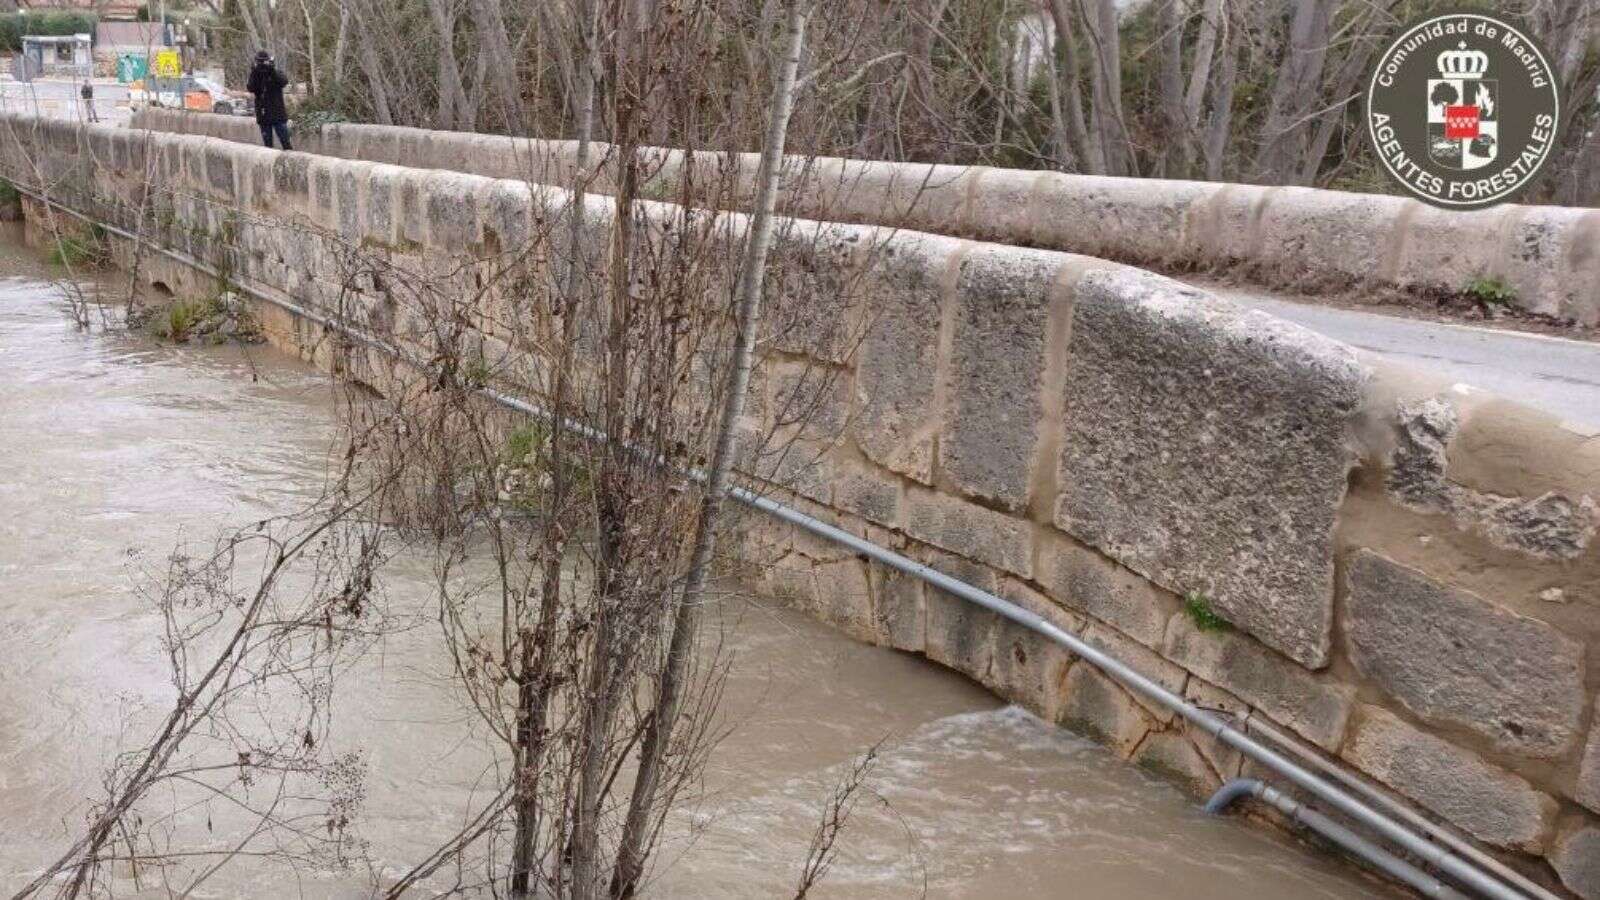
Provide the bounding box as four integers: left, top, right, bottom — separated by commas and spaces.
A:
1437, 41, 1489, 79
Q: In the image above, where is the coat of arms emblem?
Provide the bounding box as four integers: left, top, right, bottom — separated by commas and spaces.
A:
1426, 41, 1496, 171
1368, 13, 1561, 209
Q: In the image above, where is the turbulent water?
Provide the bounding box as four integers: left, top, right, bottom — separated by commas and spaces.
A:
0, 232, 1391, 898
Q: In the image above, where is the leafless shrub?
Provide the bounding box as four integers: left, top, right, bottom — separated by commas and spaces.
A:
12, 428, 411, 899
793, 740, 883, 900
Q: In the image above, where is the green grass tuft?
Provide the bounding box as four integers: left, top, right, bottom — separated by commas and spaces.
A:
1464, 275, 1516, 307
47, 234, 100, 269
1184, 591, 1230, 633
504, 423, 546, 465
150, 296, 222, 342
500, 422, 594, 511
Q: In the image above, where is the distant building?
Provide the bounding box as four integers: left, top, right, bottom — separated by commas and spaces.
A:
16, 33, 92, 79
16, 0, 143, 19
93, 19, 169, 75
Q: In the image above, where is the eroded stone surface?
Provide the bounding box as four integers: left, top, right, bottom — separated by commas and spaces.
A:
924, 586, 997, 683
1057, 664, 1152, 757
1184, 680, 1247, 779
1132, 731, 1221, 796
962, 168, 1041, 245
1083, 622, 1186, 724
989, 616, 1074, 720
480, 180, 533, 254
869, 559, 925, 653
1388, 397, 1598, 559
832, 459, 901, 526
753, 432, 834, 505
940, 245, 1061, 511
852, 231, 961, 484
769, 361, 850, 441
1164, 616, 1353, 751
1029, 173, 1212, 264
1058, 268, 1367, 667
1345, 550, 1584, 758
763, 221, 864, 365
1039, 531, 1176, 649
1255, 187, 1404, 285
1504, 206, 1587, 319
904, 486, 1032, 577
425, 173, 483, 253
1577, 716, 1600, 814
1552, 824, 1600, 900
1394, 204, 1511, 298
808, 557, 875, 643
1342, 707, 1557, 853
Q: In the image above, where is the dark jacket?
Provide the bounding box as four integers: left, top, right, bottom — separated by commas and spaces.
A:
247, 61, 288, 126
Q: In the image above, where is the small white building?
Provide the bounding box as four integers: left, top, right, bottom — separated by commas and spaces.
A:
17, 33, 93, 80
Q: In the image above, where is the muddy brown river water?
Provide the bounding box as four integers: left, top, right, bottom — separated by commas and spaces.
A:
0, 234, 1391, 898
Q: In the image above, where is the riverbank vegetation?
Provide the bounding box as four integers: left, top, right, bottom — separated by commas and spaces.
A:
145, 290, 262, 343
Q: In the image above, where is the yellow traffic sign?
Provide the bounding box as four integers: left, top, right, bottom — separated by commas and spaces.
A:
152, 49, 181, 78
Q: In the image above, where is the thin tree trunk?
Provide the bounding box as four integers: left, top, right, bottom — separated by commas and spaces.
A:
508, 1, 598, 889
235, 0, 268, 57
994, 14, 1011, 151
610, 3, 810, 897
1042, 61, 1068, 168
355, 27, 395, 124
1298, 9, 1388, 185
1181, 0, 1224, 174
569, 3, 645, 894
471, 0, 527, 133
1203, 17, 1237, 181
298, 0, 318, 96
427, 0, 472, 130
1252, 0, 1333, 183
903, 0, 949, 159
1080, 0, 1130, 174
333, 1, 351, 83
1559, 121, 1600, 205
1157, 0, 1184, 176
1044, 0, 1098, 173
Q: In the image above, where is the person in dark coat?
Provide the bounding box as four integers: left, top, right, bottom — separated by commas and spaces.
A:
247, 50, 292, 150
80, 81, 98, 123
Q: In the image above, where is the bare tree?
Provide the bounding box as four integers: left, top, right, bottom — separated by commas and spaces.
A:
613, 1, 812, 894
1251, 0, 1334, 184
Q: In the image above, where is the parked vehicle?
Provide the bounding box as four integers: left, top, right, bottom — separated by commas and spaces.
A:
133, 74, 250, 116
191, 73, 249, 115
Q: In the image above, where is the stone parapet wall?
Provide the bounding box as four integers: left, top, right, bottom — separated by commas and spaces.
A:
133, 107, 1600, 327
10, 113, 1600, 897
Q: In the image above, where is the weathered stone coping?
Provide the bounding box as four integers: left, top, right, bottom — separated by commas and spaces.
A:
133, 107, 1600, 327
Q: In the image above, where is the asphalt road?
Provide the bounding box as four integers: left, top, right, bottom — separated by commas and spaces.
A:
0, 78, 132, 124
1205, 285, 1600, 430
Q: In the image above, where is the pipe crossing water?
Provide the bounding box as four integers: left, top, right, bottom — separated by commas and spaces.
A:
16, 184, 1543, 900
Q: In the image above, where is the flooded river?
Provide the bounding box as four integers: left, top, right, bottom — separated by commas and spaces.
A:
0, 234, 1390, 898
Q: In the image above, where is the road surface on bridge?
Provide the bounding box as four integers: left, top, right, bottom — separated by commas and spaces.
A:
1200, 283, 1600, 431
0, 79, 131, 124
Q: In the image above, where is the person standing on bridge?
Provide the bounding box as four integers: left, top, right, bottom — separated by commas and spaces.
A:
247, 51, 292, 151
80, 81, 98, 124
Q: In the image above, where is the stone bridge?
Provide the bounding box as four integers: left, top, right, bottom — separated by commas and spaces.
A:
3, 110, 1598, 898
